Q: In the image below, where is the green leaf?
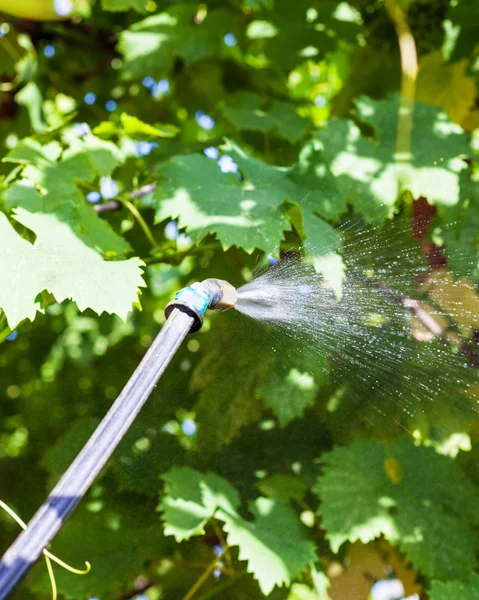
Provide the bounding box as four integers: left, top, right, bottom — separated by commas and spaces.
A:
313, 94, 471, 220
190, 312, 271, 454
6, 180, 131, 258
153, 143, 292, 253
218, 497, 317, 595
315, 437, 479, 581
244, 0, 360, 71
430, 573, 479, 600
153, 139, 341, 256
442, 0, 479, 62
0, 210, 145, 328
15, 82, 47, 133
223, 92, 309, 143
159, 467, 240, 541
66, 135, 125, 177
257, 474, 307, 503
41, 418, 99, 487
113, 423, 185, 494
258, 367, 319, 427
102, 0, 148, 11
119, 4, 232, 79
3, 135, 129, 262
120, 113, 180, 139
310, 563, 332, 600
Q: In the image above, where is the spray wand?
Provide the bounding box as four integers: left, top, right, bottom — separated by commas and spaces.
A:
0, 279, 238, 599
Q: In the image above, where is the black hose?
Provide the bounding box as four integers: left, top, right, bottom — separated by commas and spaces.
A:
0, 308, 194, 599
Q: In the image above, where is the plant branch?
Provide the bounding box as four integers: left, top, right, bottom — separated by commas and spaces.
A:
121, 581, 153, 600
182, 553, 223, 600
212, 519, 234, 573
92, 183, 158, 214
130, 182, 157, 199
384, 0, 418, 181
118, 196, 158, 249
92, 200, 122, 213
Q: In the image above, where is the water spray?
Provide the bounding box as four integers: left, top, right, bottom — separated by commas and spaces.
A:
0, 279, 237, 599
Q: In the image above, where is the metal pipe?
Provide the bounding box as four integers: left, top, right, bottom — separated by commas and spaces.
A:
0, 278, 237, 598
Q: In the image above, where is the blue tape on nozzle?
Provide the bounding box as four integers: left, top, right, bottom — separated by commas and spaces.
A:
175, 286, 210, 316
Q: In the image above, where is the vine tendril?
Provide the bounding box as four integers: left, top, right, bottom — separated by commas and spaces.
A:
0, 500, 91, 600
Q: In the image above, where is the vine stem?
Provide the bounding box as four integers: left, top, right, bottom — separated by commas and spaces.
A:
384, 0, 418, 186
212, 519, 234, 573
196, 571, 247, 600
182, 553, 223, 600
118, 196, 158, 249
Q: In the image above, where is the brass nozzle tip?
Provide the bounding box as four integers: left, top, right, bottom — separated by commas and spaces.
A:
208, 279, 238, 311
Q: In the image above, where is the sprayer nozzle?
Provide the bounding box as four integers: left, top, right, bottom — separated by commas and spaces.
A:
164, 278, 237, 333
204, 278, 238, 312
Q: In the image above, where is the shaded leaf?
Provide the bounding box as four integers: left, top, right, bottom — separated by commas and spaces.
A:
218, 497, 317, 595
315, 438, 479, 581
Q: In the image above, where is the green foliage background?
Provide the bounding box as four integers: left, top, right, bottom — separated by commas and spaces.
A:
1, 0, 479, 598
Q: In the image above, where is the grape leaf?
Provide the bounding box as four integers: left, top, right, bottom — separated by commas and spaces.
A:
5, 135, 131, 259
223, 92, 309, 143
120, 113, 179, 139
0, 210, 145, 328
218, 497, 317, 595
6, 180, 131, 258
41, 418, 100, 487
257, 474, 307, 503
245, 0, 360, 71
416, 52, 476, 125
429, 573, 479, 600
15, 82, 46, 133
315, 437, 479, 581
258, 367, 320, 427
119, 4, 232, 79
160, 467, 316, 595
102, 0, 148, 12
191, 313, 270, 454
159, 467, 240, 541
153, 139, 339, 255
310, 563, 332, 600
113, 423, 185, 494
442, 0, 479, 62
153, 145, 291, 253
312, 94, 471, 220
